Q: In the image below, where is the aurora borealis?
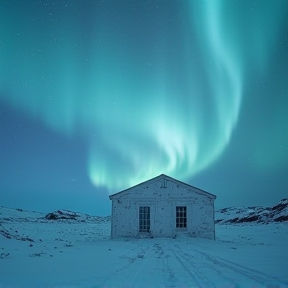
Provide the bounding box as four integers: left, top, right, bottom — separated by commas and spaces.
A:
0, 1, 287, 214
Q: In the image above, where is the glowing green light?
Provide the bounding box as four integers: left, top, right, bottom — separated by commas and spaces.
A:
1, 0, 286, 193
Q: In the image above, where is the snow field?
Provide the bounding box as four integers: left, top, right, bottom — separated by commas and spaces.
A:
0, 209, 288, 288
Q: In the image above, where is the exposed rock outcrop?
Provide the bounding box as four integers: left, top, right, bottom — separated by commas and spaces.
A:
215, 199, 288, 224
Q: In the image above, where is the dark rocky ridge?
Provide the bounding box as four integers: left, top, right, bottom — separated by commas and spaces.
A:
215, 198, 288, 224
44, 209, 111, 223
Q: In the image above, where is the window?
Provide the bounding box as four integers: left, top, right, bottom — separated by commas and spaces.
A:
176, 206, 187, 228
139, 206, 150, 232
161, 178, 167, 188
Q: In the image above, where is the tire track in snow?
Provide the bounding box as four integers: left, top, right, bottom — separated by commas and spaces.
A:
129, 242, 156, 286
159, 240, 192, 287
170, 245, 214, 288
197, 250, 288, 287
174, 243, 287, 287
173, 244, 243, 287
130, 239, 201, 287
129, 240, 180, 287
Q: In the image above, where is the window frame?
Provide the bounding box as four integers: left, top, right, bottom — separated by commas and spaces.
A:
176, 206, 187, 228
139, 206, 150, 233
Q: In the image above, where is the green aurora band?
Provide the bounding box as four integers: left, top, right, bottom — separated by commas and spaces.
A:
0, 1, 287, 192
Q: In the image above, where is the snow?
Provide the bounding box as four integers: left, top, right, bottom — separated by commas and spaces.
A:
215, 198, 288, 224
1, 206, 288, 288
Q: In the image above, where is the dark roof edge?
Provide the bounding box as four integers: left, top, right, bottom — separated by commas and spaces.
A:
109, 174, 216, 200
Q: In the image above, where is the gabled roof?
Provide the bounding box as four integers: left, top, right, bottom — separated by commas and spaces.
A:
109, 174, 216, 200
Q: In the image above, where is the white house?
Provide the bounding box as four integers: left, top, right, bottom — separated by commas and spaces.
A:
109, 174, 216, 240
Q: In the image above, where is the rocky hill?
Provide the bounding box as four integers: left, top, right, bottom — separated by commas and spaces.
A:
44, 209, 110, 223
215, 198, 288, 224
0, 206, 110, 224
0, 206, 110, 242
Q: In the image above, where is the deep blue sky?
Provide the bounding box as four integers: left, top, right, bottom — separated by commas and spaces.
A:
0, 0, 287, 215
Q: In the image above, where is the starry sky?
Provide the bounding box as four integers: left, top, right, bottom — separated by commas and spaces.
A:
0, 0, 287, 216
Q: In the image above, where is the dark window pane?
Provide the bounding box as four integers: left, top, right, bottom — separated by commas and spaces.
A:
139, 206, 150, 232
176, 206, 187, 228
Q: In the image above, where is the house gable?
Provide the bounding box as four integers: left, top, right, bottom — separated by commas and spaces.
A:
109, 174, 216, 201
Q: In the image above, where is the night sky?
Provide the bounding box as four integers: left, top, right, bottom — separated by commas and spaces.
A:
0, 0, 287, 216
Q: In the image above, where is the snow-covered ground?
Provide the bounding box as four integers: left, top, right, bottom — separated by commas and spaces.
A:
215, 198, 288, 224
0, 205, 288, 288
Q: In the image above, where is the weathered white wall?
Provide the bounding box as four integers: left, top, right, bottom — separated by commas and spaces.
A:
110, 175, 215, 240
